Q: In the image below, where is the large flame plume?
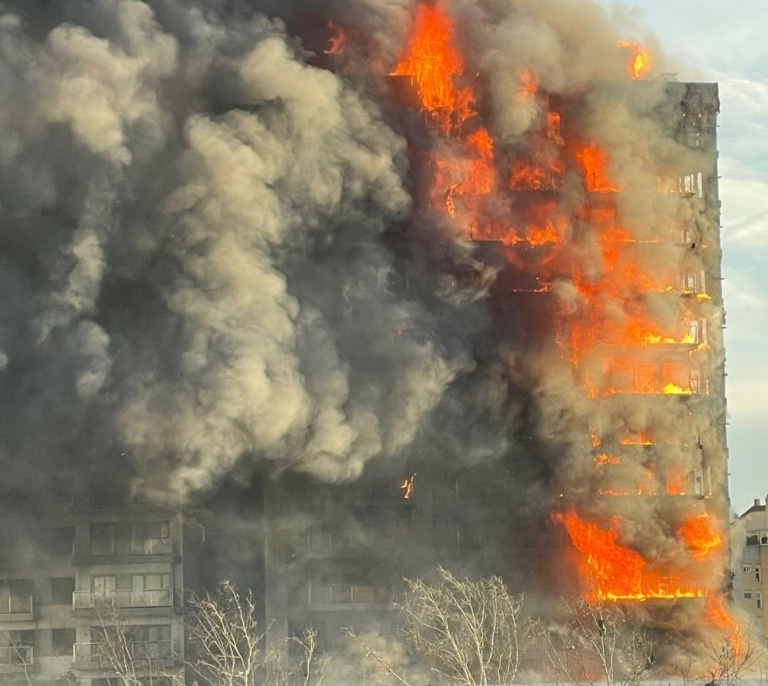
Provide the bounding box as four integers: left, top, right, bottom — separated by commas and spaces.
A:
384, 0, 732, 658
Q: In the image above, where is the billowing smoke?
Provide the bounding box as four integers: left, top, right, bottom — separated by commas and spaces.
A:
0, 0, 732, 662
0, 0, 477, 499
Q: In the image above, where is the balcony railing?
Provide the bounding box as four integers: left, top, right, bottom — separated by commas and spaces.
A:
0, 645, 33, 670
73, 589, 173, 610
0, 595, 33, 618
74, 640, 175, 664
310, 583, 396, 605
90, 538, 172, 556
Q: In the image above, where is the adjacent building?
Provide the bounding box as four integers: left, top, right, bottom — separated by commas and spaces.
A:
733, 498, 768, 637
0, 473, 187, 686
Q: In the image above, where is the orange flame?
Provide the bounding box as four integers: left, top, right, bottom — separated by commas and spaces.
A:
589, 427, 602, 447
575, 145, 619, 192
663, 382, 692, 395
678, 513, 722, 561
553, 511, 645, 602
595, 453, 620, 470
554, 511, 708, 602
391, 2, 474, 133
705, 595, 744, 660
622, 429, 653, 446
618, 40, 652, 80
325, 22, 348, 56
400, 475, 415, 499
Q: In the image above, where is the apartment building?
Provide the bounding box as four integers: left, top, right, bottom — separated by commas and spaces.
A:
733, 498, 768, 637
0, 474, 186, 686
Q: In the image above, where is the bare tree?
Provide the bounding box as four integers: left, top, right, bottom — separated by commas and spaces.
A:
535, 598, 656, 686
89, 612, 181, 686
1, 631, 39, 686
349, 566, 529, 686
186, 581, 329, 686
701, 625, 766, 686
344, 629, 417, 686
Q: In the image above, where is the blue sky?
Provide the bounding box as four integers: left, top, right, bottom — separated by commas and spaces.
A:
598, 0, 768, 514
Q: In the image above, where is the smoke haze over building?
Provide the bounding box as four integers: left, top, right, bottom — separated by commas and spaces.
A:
0, 0, 735, 671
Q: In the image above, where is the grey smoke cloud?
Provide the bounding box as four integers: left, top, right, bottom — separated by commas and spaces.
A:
0, 0, 477, 502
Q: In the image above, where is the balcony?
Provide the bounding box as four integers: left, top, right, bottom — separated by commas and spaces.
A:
309, 583, 397, 606
0, 645, 33, 672
74, 640, 177, 667
73, 589, 173, 611
0, 596, 33, 621
89, 538, 173, 557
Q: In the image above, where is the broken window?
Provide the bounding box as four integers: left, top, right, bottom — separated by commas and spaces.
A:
50, 578, 75, 606
634, 362, 655, 393
678, 172, 703, 196
51, 628, 75, 657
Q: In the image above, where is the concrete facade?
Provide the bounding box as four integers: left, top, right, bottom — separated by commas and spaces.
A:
733, 498, 768, 638
0, 476, 186, 686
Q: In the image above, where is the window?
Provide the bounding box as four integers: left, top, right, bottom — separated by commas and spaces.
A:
3, 579, 33, 613
0, 630, 35, 665
757, 592, 763, 610
310, 583, 395, 605
91, 573, 171, 607
90, 522, 171, 556
8, 579, 33, 597
50, 578, 75, 605
634, 363, 655, 394
757, 566, 762, 582
47, 527, 74, 556
92, 625, 172, 661
51, 628, 75, 657
662, 361, 691, 393
744, 565, 752, 574
744, 591, 753, 600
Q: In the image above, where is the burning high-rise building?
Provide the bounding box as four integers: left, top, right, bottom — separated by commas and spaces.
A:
261, 0, 732, 662
0, 0, 735, 683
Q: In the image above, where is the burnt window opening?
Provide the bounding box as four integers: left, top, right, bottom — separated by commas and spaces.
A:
45, 526, 74, 556
50, 577, 75, 606
51, 628, 75, 657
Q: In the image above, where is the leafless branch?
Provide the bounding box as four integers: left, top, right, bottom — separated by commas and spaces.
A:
393, 566, 529, 686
